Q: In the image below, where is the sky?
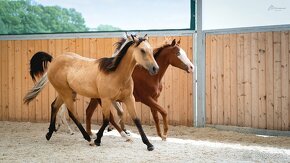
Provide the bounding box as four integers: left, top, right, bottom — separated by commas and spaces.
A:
34, 0, 191, 30
203, 0, 290, 30
34, 0, 290, 30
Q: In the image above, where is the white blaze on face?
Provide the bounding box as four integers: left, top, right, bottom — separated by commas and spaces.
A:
177, 47, 195, 73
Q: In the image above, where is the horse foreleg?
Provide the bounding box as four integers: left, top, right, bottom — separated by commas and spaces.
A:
124, 96, 154, 151
46, 97, 63, 140
143, 97, 168, 140
85, 98, 99, 136
94, 99, 111, 146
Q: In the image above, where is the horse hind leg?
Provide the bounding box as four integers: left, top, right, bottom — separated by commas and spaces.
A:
108, 111, 132, 142
112, 101, 128, 134
46, 96, 63, 140
55, 107, 62, 132
106, 102, 118, 132
55, 104, 66, 132
61, 93, 92, 144
150, 108, 163, 138
144, 97, 168, 140
98, 101, 131, 142
59, 104, 75, 135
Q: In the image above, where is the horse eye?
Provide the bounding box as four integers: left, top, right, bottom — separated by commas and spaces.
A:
177, 51, 181, 56
140, 49, 146, 54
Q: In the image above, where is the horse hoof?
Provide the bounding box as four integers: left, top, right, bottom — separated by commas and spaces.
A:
147, 145, 154, 151
94, 139, 101, 146
46, 133, 52, 140
89, 140, 95, 146
124, 130, 130, 136
107, 126, 114, 132
160, 134, 167, 141
125, 139, 133, 142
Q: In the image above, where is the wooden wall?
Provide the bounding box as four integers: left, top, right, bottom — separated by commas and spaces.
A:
206, 31, 290, 131
0, 36, 194, 126
2, 30, 290, 131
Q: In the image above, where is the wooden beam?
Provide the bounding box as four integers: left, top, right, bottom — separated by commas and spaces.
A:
194, 0, 206, 127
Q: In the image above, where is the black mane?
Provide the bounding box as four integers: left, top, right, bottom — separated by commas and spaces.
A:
114, 35, 146, 52
98, 40, 134, 73
113, 37, 127, 53
99, 36, 147, 73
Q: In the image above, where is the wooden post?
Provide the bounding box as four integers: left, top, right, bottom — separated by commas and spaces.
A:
194, 0, 206, 127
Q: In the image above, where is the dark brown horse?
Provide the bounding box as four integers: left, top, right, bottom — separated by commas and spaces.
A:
85, 39, 194, 140
23, 34, 159, 151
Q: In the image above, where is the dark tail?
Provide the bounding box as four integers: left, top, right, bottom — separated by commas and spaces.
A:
23, 51, 53, 104
30, 51, 53, 82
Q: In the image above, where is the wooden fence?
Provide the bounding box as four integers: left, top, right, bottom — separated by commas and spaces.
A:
206, 31, 290, 131
0, 36, 194, 126
4, 30, 289, 131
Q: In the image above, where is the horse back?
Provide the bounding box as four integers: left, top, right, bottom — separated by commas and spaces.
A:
47, 52, 101, 96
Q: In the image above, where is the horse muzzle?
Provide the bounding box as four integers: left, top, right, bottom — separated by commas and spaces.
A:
186, 64, 194, 73
148, 65, 159, 75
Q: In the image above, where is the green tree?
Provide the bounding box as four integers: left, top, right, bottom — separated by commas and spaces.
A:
0, 0, 88, 34
96, 24, 122, 31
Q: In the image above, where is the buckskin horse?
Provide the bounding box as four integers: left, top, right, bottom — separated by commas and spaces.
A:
23, 34, 159, 151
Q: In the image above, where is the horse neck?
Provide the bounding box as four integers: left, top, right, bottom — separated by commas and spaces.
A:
115, 48, 136, 82
154, 52, 170, 82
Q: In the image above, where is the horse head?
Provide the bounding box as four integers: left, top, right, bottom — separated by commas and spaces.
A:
164, 39, 194, 73
129, 34, 159, 75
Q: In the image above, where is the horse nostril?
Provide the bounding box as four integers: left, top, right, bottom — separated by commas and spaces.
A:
149, 66, 159, 75
152, 67, 156, 73
153, 66, 159, 73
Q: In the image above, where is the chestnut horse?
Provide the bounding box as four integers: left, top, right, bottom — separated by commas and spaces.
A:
85, 39, 194, 140
23, 35, 159, 151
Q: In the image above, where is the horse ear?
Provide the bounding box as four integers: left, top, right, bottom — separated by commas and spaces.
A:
131, 34, 138, 42
125, 32, 130, 39
144, 34, 149, 40
131, 34, 135, 41
177, 39, 181, 45
125, 32, 133, 41
171, 39, 176, 46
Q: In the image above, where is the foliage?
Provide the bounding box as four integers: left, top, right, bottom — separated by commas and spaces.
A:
95, 24, 121, 31
0, 0, 88, 34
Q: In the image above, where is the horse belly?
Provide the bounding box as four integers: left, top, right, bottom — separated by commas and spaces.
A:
67, 76, 99, 98
71, 83, 99, 98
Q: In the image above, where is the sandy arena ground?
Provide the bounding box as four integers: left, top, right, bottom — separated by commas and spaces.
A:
0, 121, 290, 162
